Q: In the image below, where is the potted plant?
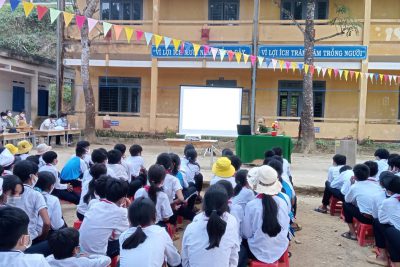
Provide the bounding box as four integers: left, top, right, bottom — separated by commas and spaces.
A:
271, 121, 279, 136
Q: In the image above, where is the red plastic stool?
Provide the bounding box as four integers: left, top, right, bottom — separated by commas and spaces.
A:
249, 250, 289, 267
73, 186, 82, 194
110, 255, 119, 267
329, 196, 343, 216
177, 215, 183, 225
356, 222, 374, 246
73, 220, 82, 230
166, 223, 176, 239
278, 249, 290, 267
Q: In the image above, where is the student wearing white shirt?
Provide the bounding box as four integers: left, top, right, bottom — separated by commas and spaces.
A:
134, 164, 173, 224
389, 155, 400, 176
114, 144, 131, 178
79, 177, 130, 257
0, 206, 51, 267
16, 140, 33, 161
210, 157, 237, 188
107, 149, 130, 182
182, 184, 240, 267
180, 146, 203, 196
47, 227, 111, 267
81, 149, 116, 185
125, 144, 145, 178
0, 147, 16, 176
315, 154, 347, 214
364, 160, 379, 183
232, 170, 255, 210
374, 148, 390, 179
0, 175, 24, 207
342, 164, 382, 241
119, 197, 181, 267
241, 165, 290, 266
272, 147, 293, 183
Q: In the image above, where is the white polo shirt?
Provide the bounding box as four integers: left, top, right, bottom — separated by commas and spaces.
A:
210, 176, 237, 188
79, 199, 129, 255
180, 158, 200, 184
229, 201, 243, 240
119, 225, 181, 267
375, 159, 389, 179
379, 193, 400, 230
182, 212, 240, 267
36, 192, 64, 232
327, 165, 344, 183
81, 167, 116, 185
241, 196, 290, 264
163, 174, 183, 203
134, 188, 173, 223
39, 164, 67, 190
125, 156, 144, 177
340, 170, 355, 196
371, 190, 387, 219
46, 254, 111, 267
282, 158, 292, 178
107, 164, 130, 182
0, 251, 50, 267
232, 187, 255, 210
344, 179, 382, 215
332, 169, 354, 190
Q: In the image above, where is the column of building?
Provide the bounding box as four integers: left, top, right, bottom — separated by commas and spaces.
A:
149, 0, 160, 133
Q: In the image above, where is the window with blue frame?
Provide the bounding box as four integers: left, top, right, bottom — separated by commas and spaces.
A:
209, 0, 240, 20
100, 0, 143, 20
280, 0, 329, 20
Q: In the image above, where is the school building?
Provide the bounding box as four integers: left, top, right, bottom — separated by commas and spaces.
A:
66, 0, 400, 141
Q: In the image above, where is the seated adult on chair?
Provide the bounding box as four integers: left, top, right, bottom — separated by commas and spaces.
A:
40, 114, 61, 146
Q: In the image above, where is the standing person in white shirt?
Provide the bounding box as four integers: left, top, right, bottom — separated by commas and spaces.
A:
375, 148, 390, 179
79, 177, 130, 258
315, 154, 346, 214
182, 184, 240, 267
119, 197, 181, 267
0, 206, 51, 267
210, 157, 237, 188
342, 164, 382, 241
240, 165, 290, 266
114, 144, 131, 178
125, 144, 145, 179
232, 170, 255, 210
47, 227, 111, 267
107, 149, 130, 182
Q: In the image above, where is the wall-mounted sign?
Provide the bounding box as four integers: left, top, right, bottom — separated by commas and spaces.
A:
152, 45, 252, 58
111, 121, 120, 126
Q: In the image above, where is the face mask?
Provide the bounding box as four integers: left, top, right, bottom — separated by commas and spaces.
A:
86, 149, 91, 154
7, 113, 12, 117
7, 196, 22, 205
30, 174, 38, 187
23, 235, 32, 249
49, 186, 55, 195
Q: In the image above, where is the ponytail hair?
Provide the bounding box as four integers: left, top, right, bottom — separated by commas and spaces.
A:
234, 169, 248, 196
147, 164, 166, 205
122, 197, 156, 250
203, 184, 229, 250
169, 153, 181, 176
84, 164, 107, 204
260, 194, 281, 237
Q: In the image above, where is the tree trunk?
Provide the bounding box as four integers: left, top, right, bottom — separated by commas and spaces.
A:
300, 0, 316, 153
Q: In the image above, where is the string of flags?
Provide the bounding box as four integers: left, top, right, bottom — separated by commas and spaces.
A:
1, 0, 400, 86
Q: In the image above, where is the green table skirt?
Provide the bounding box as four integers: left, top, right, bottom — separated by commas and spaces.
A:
235, 135, 293, 164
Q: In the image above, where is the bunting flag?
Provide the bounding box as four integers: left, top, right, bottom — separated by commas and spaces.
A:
49, 8, 61, 24
124, 27, 133, 42
271, 59, 278, 70
10, 0, 20, 11
310, 65, 315, 76
136, 30, 144, 41
87, 18, 98, 33
219, 49, 226, 62
63, 12, 74, 27
227, 51, 234, 62
298, 63, 303, 73
284, 61, 290, 72
278, 60, 285, 71
349, 71, 355, 80
243, 53, 249, 64
389, 75, 393, 85
322, 68, 327, 78
333, 68, 339, 78
316, 66, 321, 77
304, 64, 309, 74
265, 58, 272, 68
180, 42, 185, 54
235, 52, 242, 64
112, 25, 123, 40
385, 75, 390, 84
164, 37, 172, 49
36, 5, 48, 21
144, 32, 153, 46
355, 71, 360, 82
22, 1, 34, 17
374, 73, 379, 83
379, 74, 384, 84
327, 68, 332, 78
203, 45, 210, 56
249, 55, 256, 66
258, 56, 264, 67
338, 69, 343, 80
154, 34, 163, 49
210, 47, 218, 60
75, 15, 86, 31
290, 62, 297, 73
193, 43, 201, 57
344, 70, 349, 81
370, 73, 374, 83
172, 39, 180, 52
364, 72, 369, 81
0, 0, 5, 9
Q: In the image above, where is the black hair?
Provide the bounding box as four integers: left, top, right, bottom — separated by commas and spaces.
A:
221, 148, 234, 157
48, 228, 79, 260
184, 144, 195, 155
203, 184, 229, 250
156, 153, 172, 170
333, 154, 347, 166
59, 113, 67, 118
94, 175, 110, 199
105, 178, 128, 203
268, 159, 283, 177
122, 197, 156, 250
147, 164, 166, 205
0, 112, 7, 117
35, 171, 56, 192
2, 175, 24, 195
97, 148, 108, 155
217, 180, 234, 199
271, 155, 283, 164
379, 171, 398, 190
185, 148, 198, 164
264, 150, 275, 158
49, 114, 57, 119
107, 149, 122, 165
76, 146, 86, 158
0, 206, 29, 250
353, 164, 370, 181
389, 156, 400, 169
129, 144, 143, 156
272, 147, 283, 157
25, 155, 40, 165
127, 179, 143, 198
228, 155, 242, 171
0, 165, 3, 175
84, 164, 108, 204
76, 141, 90, 149
364, 161, 379, 177
114, 144, 126, 155
169, 153, 181, 176
91, 149, 108, 164
374, 148, 390, 160
42, 151, 58, 164
234, 169, 249, 196
263, 157, 272, 165
388, 154, 400, 168
260, 193, 282, 237
339, 165, 352, 173
13, 160, 39, 183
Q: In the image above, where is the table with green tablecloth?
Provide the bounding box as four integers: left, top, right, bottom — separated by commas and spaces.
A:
236, 135, 293, 163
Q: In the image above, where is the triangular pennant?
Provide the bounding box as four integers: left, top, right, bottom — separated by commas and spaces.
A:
364, 72, 369, 80
112, 25, 123, 40
102, 22, 112, 36
124, 27, 134, 42
23, 1, 34, 17
310, 65, 315, 76
384, 74, 389, 84
344, 70, 349, 81
379, 74, 383, 84
389, 75, 393, 85
397, 76, 400, 84
63, 12, 74, 27
327, 68, 332, 78
87, 18, 98, 33
235, 52, 242, 64
144, 32, 153, 46
298, 63, 303, 73
49, 8, 61, 24
316, 66, 322, 77
193, 43, 201, 57
291, 62, 297, 73
219, 49, 227, 62
164, 37, 172, 49
304, 64, 309, 74
243, 54, 249, 64
154, 34, 163, 49
211, 48, 218, 61
36, 5, 48, 21
278, 60, 285, 71
333, 68, 339, 78
228, 51, 235, 62
10, 0, 20, 11
272, 59, 278, 70
355, 71, 360, 82
203, 45, 210, 56
136, 30, 144, 41
172, 39, 181, 52
285, 61, 291, 72
258, 56, 264, 67
322, 68, 327, 77
338, 69, 343, 80
249, 55, 256, 66
373, 73, 377, 83
265, 58, 271, 68
0, 0, 5, 9
75, 15, 86, 31
349, 71, 355, 81
180, 42, 185, 54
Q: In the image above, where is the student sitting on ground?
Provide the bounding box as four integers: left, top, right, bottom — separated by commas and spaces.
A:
76, 164, 108, 221
114, 144, 131, 178
40, 151, 80, 205
134, 164, 173, 226
73, 141, 92, 168
82, 149, 116, 185
107, 149, 130, 182
16, 140, 33, 161
36, 143, 53, 168
0, 206, 51, 267
170, 153, 198, 203
119, 197, 181, 267
228, 155, 242, 173
389, 155, 400, 176
79, 177, 129, 258
222, 148, 234, 157
210, 157, 236, 188
125, 144, 145, 179
180, 147, 203, 198
0, 147, 16, 176
341, 164, 382, 241
364, 160, 379, 182
0, 175, 24, 207
46, 227, 111, 267
232, 169, 255, 210
273, 147, 292, 184
241, 165, 290, 266
315, 154, 347, 214
60, 146, 88, 188
375, 148, 390, 179
182, 184, 240, 267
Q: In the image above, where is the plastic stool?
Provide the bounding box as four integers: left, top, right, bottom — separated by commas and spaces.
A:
356, 222, 374, 246
177, 215, 183, 225
73, 186, 82, 194
329, 196, 343, 216
278, 249, 290, 267
166, 223, 176, 239
73, 220, 82, 230
249, 250, 289, 267
110, 255, 119, 267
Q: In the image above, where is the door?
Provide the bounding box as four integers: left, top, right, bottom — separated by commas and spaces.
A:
12, 86, 25, 112
38, 89, 49, 116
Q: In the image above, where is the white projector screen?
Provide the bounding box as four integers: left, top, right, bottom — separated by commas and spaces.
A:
179, 85, 243, 137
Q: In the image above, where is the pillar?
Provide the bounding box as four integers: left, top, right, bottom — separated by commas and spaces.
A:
149, 0, 160, 133
30, 70, 39, 124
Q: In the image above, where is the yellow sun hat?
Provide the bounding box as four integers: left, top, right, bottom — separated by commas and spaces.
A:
17, 140, 33, 155
4, 144, 18, 155
212, 157, 235, 178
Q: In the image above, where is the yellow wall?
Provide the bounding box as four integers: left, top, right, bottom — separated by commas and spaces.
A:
371, 0, 400, 19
